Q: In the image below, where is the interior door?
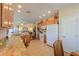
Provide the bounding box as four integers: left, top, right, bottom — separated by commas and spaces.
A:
46, 24, 58, 47
61, 15, 77, 52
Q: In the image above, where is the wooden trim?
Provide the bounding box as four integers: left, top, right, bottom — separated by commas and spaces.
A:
38, 32, 40, 40
1, 3, 2, 27
44, 32, 47, 44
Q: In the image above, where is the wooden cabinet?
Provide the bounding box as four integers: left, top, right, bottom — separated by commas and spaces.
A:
2, 4, 9, 28
38, 15, 59, 47
0, 3, 13, 29
8, 4, 13, 27
0, 4, 1, 27
38, 16, 59, 27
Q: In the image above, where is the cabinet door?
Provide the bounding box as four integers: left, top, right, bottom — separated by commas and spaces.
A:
62, 15, 77, 52
2, 4, 9, 28
8, 4, 13, 27
46, 24, 58, 47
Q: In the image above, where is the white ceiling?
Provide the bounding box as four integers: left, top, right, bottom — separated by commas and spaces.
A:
13, 3, 77, 25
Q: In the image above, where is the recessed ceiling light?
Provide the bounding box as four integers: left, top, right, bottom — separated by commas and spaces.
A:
39, 16, 42, 18
48, 11, 51, 14
17, 10, 21, 13
18, 5, 22, 8
26, 11, 31, 13
43, 14, 46, 16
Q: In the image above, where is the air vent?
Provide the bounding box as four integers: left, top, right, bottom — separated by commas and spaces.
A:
26, 11, 31, 13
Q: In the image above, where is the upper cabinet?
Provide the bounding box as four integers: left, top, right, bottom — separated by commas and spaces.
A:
38, 15, 59, 28
0, 3, 13, 29
8, 4, 13, 27
2, 3, 9, 28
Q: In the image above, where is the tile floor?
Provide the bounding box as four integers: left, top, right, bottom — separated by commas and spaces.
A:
0, 35, 70, 56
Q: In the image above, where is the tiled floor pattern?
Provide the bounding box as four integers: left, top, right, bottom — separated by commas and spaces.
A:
0, 36, 70, 56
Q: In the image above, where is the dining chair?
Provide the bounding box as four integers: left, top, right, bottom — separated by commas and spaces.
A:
53, 40, 64, 56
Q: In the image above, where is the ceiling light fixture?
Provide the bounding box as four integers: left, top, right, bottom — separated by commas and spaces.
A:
39, 16, 42, 18
48, 11, 51, 14
18, 5, 22, 8
43, 14, 46, 16
17, 10, 21, 13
